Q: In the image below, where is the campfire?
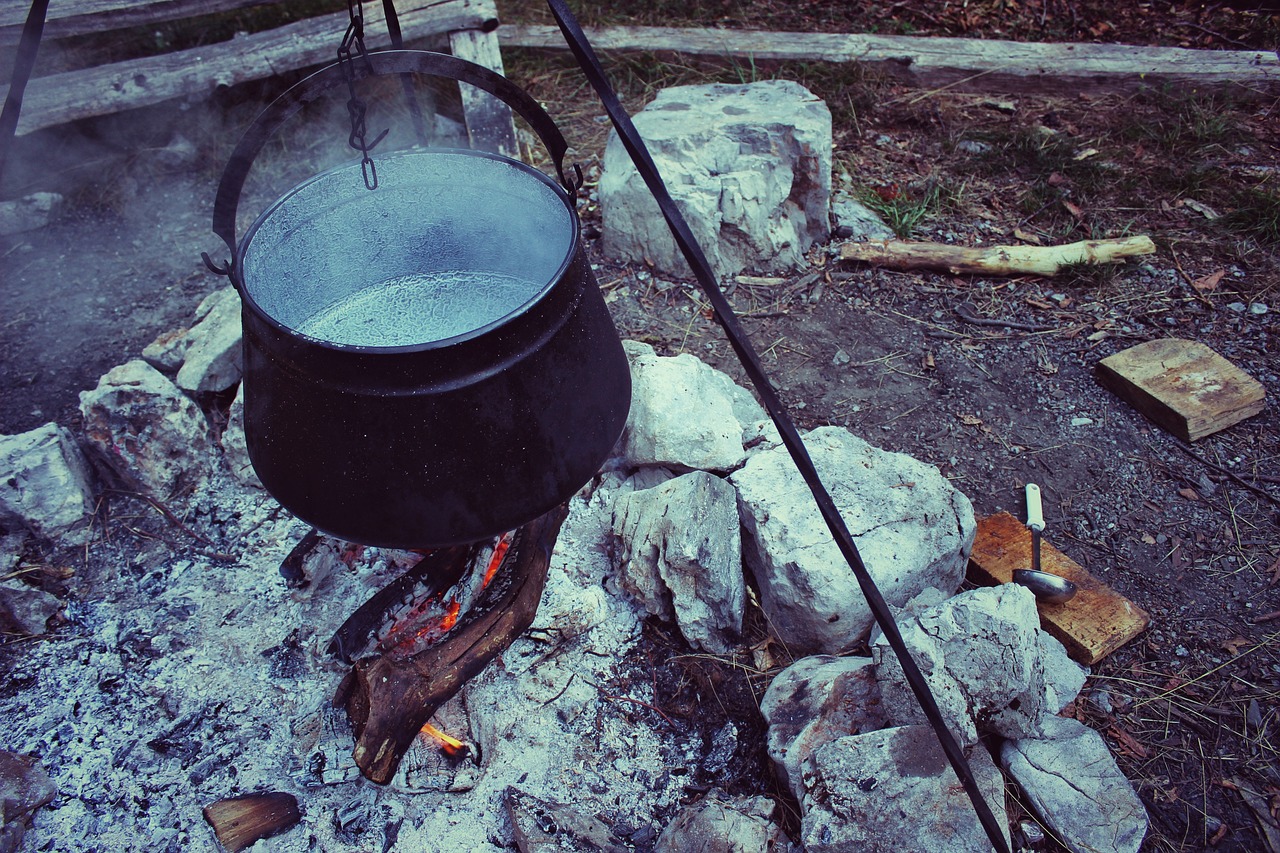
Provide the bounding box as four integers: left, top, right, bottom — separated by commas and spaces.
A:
0, 295, 1151, 851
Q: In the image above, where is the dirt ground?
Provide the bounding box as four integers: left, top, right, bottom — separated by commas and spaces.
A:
2, 2, 1279, 851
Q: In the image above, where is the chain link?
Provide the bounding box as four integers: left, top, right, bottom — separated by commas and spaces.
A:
338, 0, 389, 189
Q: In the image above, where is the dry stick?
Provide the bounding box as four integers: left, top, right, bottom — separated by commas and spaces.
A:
104, 488, 236, 560
953, 301, 1056, 332
839, 235, 1156, 275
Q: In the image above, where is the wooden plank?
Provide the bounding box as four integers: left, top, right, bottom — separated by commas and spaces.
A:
1, 0, 271, 43
1096, 338, 1266, 442
13, 0, 496, 135
498, 24, 1280, 95
448, 27, 516, 157
967, 512, 1150, 666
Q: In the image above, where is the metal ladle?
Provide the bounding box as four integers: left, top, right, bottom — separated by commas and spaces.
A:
1012, 484, 1078, 605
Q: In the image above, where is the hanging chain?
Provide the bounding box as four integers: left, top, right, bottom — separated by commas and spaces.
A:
338, 0, 389, 189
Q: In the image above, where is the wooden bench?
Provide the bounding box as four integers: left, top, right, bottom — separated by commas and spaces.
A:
2, 0, 514, 152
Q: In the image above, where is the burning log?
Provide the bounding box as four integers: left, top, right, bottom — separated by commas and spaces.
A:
201, 791, 301, 852
334, 504, 569, 784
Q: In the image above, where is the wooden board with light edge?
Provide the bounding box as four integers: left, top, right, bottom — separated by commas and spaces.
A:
1096, 338, 1266, 443
967, 512, 1150, 666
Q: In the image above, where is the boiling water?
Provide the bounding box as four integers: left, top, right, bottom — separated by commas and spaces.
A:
295, 270, 543, 347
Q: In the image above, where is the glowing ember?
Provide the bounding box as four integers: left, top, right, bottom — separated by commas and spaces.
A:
419, 722, 467, 758
373, 530, 519, 660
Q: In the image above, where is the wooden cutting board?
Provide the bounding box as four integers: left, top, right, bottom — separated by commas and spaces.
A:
967, 512, 1150, 665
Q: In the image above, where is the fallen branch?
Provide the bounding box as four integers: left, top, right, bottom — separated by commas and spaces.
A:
839, 236, 1156, 276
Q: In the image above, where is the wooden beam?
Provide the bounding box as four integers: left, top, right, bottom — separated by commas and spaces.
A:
839, 236, 1156, 276
0, 0, 272, 43
448, 27, 517, 157
498, 24, 1280, 95
13, 0, 496, 135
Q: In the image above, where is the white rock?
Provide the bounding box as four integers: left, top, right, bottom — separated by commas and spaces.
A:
175, 288, 243, 393
654, 792, 781, 853
0, 580, 64, 635
729, 426, 975, 655
801, 726, 1009, 853
760, 655, 887, 801
830, 195, 895, 241
601, 81, 832, 280
79, 360, 217, 502
1002, 715, 1148, 853
141, 327, 192, 373
620, 341, 775, 472
873, 584, 1047, 747
610, 470, 743, 653
0, 424, 95, 546
0, 193, 62, 236
1039, 631, 1088, 713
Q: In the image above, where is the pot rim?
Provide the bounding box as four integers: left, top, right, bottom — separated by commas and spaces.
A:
235, 148, 581, 356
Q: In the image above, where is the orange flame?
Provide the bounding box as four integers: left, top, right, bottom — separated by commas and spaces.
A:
420, 722, 467, 758
482, 533, 512, 588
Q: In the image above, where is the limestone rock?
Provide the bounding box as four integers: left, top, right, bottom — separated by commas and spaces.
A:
801, 726, 1009, 853
0, 193, 62, 236
601, 80, 832, 280
610, 470, 743, 653
1001, 715, 1148, 853
830, 194, 895, 241
175, 287, 243, 394
220, 384, 262, 488
620, 341, 775, 472
504, 787, 630, 853
873, 584, 1047, 747
760, 655, 887, 801
0, 423, 95, 545
0, 751, 56, 853
1039, 630, 1088, 714
142, 327, 192, 373
654, 792, 782, 853
729, 426, 975, 655
79, 360, 217, 502
0, 581, 63, 636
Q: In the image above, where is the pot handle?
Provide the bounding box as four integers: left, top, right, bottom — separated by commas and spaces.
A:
205, 48, 583, 280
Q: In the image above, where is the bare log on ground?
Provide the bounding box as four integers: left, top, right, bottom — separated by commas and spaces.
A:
499, 25, 1279, 95
838, 236, 1156, 276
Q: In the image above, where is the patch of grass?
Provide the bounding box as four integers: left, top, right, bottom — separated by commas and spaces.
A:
1221, 187, 1280, 247
856, 181, 959, 239
1119, 87, 1245, 155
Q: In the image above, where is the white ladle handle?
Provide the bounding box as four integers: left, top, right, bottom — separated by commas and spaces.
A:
1026, 483, 1044, 532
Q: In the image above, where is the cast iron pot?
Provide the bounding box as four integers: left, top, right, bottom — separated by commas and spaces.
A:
206, 50, 631, 548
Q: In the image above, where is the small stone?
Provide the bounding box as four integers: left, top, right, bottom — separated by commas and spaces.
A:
1070, 416, 1094, 426
0, 193, 62, 236
832, 348, 851, 366
1249, 302, 1268, 315
956, 139, 992, 155
0, 423, 95, 545
1227, 302, 1247, 313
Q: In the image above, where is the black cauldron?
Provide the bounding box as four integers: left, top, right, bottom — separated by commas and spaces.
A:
207, 51, 630, 548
